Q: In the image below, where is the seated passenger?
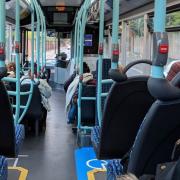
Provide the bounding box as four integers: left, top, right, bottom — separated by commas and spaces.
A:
64, 70, 76, 93
64, 62, 91, 93
66, 62, 95, 124
21, 63, 52, 112
7, 62, 16, 78
23, 55, 30, 70
4, 62, 16, 90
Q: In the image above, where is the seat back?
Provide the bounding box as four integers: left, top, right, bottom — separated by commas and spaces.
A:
95, 58, 112, 126
128, 99, 180, 177
20, 83, 43, 120
96, 58, 112, 111
81, 84, 96, 126
99, 77, 155, 159
0, 81, 15, 156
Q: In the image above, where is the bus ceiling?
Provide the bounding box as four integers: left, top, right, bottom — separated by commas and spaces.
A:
39, 0, 84, 7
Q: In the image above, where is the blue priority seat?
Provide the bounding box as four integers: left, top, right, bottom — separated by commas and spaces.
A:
91, 126, 101, 146
15, 124, 25, 156
0, 156, 8, 180
0, 81, 25, 157
106, 159, 123, 180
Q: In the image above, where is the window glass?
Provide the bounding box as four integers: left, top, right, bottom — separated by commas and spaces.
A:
125, 17, 150, 76
167, 11, 180, 28
60, 38, 71, 60
5, 24, 14, 64
46, 36, 57, 60
126, 17, 144, 64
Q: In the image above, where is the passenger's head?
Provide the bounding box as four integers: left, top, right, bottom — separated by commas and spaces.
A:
83, 62, 90, 73
116, 173, 138, 180
167, 61, 180, 81
28, 63, 38, 78
118, 64, 124, 73
7, 62, 16, 72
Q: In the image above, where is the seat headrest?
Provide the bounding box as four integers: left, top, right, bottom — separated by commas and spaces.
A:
0, 67, 7, 80
148, 77, 180, 101
109, 68, 127, 82
171, 72, 180, 88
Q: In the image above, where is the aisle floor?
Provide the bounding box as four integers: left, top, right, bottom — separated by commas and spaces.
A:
8, 88, 76, 180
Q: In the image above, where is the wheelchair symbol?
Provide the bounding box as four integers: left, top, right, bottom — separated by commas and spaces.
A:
86, 159, 108, 170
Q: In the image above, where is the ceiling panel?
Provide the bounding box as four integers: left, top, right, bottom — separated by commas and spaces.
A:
39, 0, 84, 7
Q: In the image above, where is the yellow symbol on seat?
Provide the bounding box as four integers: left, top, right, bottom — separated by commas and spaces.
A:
87, 168, 106, 180
8, 167, 28, 180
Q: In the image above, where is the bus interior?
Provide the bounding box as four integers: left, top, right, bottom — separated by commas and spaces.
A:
0, 0, 180, 180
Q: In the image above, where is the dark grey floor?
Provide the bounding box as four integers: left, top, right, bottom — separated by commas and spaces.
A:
10, 88, 76, 180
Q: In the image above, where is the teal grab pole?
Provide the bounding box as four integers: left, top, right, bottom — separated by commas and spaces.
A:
18, 81, 33, 123
75, 16, 80, 69
74, 20, 77, 66
111, 0, 120, 69
31, 0, 35, 76
17, 0, 35, 122
77, 11, 85, 130
77, 2, 87, 129
37, 4, 45, 70
38, 4, 43, 72
1, 0, 34, 124
77, 17, 82, 69
43, 14, 46, 67
77, 0, 91, 129
0, 0, 5, 68
154, 0, 166, 33
43, 13, 46, 67
39, 11, 43, 70
151, 0, 167, 78
76, 21, 81, 68
38, 5, 46, 68
77, 7, 83, 69
97, 0, 105, 127
15, 0, 21, 123
76, 9, 83, 70
16, 0, 35, 123
33, 0, 40, 77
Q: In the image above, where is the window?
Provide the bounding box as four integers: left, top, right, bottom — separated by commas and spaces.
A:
126, 17, 144, 64
60, 38, 71, 60
5, 23, 14, 64
46, 36, 57, 60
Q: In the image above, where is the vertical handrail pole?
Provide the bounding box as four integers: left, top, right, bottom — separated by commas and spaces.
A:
15, 0, 21, 123
111, 0, 120, 69
31, 0, 35, 76
151, 0, 167, 78
33, 0, 40, 77
77, 0, 91, 129
0, 0, 6, 79
97, 0, 105, 126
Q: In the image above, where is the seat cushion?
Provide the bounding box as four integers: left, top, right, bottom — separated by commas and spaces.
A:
0, 156, 8, 180
91, 126, 101, 149
107, 159, 123, 180
15, 124, 25, 155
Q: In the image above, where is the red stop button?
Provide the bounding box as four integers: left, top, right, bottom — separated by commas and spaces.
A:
159, 44, 169, 54
0, 48, 4, 54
